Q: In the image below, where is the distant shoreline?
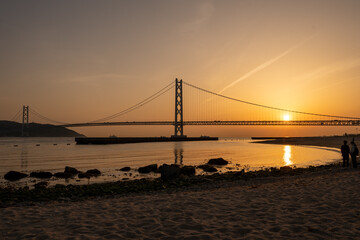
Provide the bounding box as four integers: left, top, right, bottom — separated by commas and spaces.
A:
251, 135, 360, 149
0, 120, 83, 137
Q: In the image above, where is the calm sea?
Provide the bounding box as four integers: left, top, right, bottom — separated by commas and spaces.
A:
0, 137, 340, 188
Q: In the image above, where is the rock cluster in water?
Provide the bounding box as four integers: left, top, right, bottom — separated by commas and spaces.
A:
4, 171, 28, 181
78, 169, 101, 179
3, 158, 229, 185
3, 166, 102, 182
30, 172, 53, 179
198, 164, 218, 172
195, 158, 230, 173
54, 166, 80, 179
1, 164, 342, 207
138, 164, 158, 174
119, 167, 131, 172
207, 158, 229, 165
160, 164, 196, 181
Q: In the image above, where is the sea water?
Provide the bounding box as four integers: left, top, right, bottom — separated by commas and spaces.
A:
0, 137, 340, 187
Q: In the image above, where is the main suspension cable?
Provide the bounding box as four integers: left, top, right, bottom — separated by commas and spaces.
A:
90, 81, 174, 123
29, 108, 70, 125
183, 81, 360, 120
10, 107, 22, 122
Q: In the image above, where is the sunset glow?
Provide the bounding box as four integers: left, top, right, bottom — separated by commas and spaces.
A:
283, 145, 293, 166
283, 114, 291, 121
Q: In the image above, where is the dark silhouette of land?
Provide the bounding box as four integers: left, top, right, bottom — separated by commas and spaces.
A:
0, 120, 84, 137
252, 135, 360, 149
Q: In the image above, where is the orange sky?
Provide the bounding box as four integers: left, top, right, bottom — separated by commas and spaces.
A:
1, 0, 360, 137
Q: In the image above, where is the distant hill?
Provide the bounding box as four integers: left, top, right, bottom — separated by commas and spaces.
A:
0, 121, 84, 137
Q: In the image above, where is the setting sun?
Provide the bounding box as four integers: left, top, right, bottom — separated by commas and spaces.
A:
283, 114, 290, 121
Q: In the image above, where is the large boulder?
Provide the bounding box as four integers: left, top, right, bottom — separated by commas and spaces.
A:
119, 167, 131, 171
64, 166, 79, 175
78, 169, 101, 178
30, 171, 53, 179
198, 164, 218, 173
138, 164, 158, 174
180, 166, 196, 176
208, 158, 228, 165
280, 166, 293, 173
161, 164, 181, 181
4, 171, 28, 181
54, 166, 79, 178
86, 169, 101, 176
78, 172, 90, 179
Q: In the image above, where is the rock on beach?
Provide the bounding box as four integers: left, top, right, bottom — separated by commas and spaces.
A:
119, 167, 131, 171
180, 166, 196, 176
86, 169, 101, 176
4, 171, 28, 181
161, 164, 181, 180
54, 166, 80, 178
78, 169, 101, 178
64, 166, 80, 175
138, 164, 158, 174
198, 164, 218, 172
30, 171, 53, 179
54, 172, 73, 179
207, 158, 229, 165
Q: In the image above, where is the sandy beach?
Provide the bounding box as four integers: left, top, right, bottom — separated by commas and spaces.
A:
1, 167, 360, 239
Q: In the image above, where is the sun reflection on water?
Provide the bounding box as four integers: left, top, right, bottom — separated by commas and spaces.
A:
283, 145, 293, 166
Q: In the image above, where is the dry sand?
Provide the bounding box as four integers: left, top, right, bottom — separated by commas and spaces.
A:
1, 168, 360, 239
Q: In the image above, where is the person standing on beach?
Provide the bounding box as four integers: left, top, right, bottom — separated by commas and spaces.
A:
341, 140, 350, 167
350, 141, 358, 168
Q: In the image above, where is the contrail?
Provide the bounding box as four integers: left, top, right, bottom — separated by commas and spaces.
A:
218, 35, 316, 94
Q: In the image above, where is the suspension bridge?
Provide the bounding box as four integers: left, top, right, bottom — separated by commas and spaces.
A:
10, 79, 360, 137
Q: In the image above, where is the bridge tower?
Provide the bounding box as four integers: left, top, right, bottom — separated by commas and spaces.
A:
22, 105, 29, 137
173, 78, 185, 137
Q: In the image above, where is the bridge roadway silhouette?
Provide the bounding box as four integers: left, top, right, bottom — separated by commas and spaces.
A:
59, 120, 360, 128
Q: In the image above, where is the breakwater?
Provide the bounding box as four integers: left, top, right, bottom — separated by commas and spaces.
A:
75, 136, 218, 145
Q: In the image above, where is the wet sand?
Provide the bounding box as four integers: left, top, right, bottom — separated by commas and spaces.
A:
1, 137, 360, 239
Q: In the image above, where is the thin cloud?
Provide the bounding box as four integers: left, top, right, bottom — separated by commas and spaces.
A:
218, 35, 316, 94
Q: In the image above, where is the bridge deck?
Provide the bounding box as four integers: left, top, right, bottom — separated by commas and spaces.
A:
59, 120, 360, 128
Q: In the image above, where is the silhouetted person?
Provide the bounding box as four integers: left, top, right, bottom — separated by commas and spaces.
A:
341, 140, 350, 167
350, 141, 358, 168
